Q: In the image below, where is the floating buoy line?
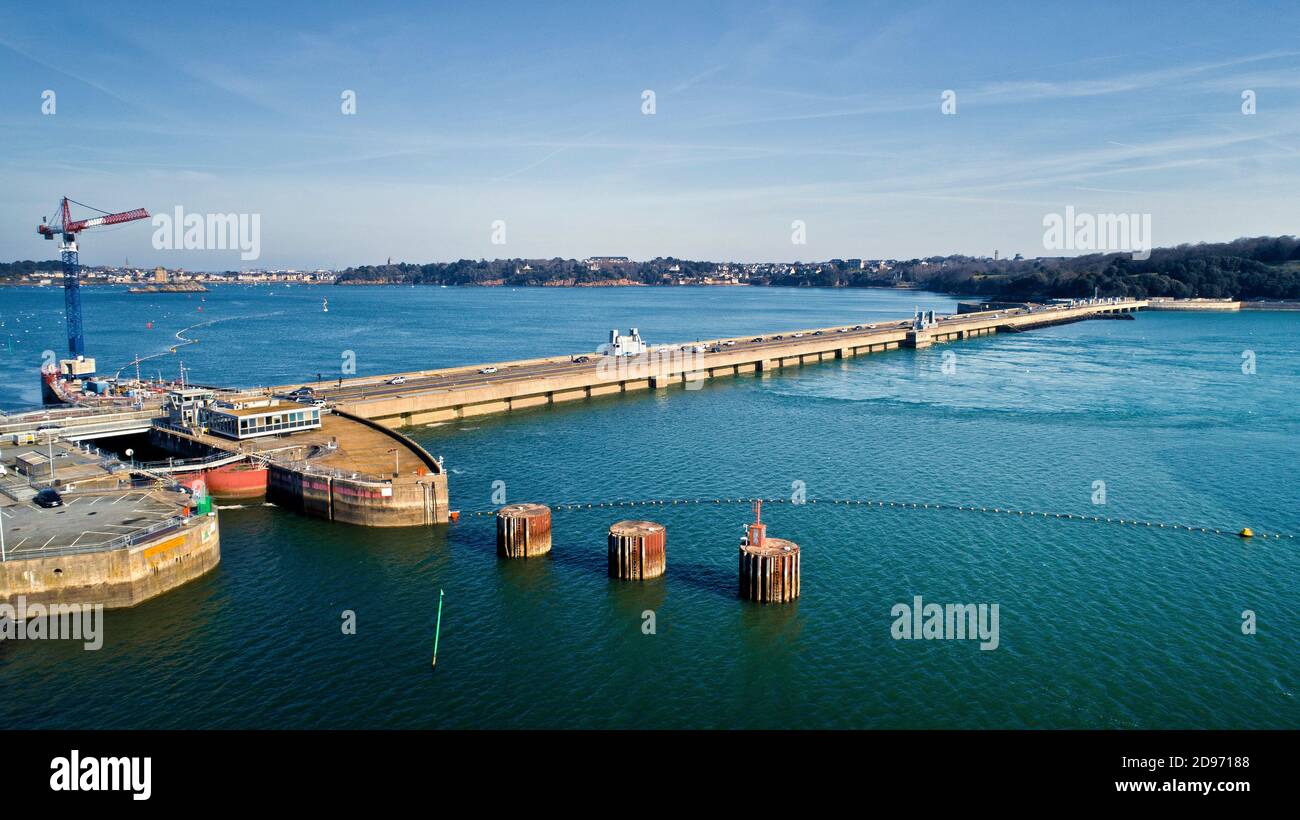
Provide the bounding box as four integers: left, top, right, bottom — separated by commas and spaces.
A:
456, 496, 1293, 540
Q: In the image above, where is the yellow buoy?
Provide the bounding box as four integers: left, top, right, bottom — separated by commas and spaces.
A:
1239, 527, 1254, 538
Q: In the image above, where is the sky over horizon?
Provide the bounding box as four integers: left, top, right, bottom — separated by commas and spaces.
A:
2, 0, 1298, 270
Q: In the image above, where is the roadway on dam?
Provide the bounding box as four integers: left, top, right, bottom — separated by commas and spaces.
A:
279, 300, 1146, 427
294, 318, 923, 401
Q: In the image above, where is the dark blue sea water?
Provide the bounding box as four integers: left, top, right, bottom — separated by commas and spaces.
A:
1, 285, 1297, 728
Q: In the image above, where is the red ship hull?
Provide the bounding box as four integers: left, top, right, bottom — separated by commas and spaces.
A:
177, 462, 268, 499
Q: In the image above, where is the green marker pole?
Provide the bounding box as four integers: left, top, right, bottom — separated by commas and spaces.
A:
431, 588, 444, 669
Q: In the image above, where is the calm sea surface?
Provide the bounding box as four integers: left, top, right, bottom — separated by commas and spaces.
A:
1, 285, 1297, 728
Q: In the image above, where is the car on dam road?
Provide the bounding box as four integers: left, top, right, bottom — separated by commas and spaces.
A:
387, 376, 408, 385
479, 367, 498, 374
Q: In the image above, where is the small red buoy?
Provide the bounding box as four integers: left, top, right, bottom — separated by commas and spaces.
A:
146, 321, 153, 329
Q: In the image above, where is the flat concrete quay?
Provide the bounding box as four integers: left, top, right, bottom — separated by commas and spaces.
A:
0, 489, 183, 559
299, 299, 1146, 428
0, 475, 219, 610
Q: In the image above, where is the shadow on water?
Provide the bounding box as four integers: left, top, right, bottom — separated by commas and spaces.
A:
665, 559, 736, 600
495, 553, 555, 593
737, 598, 804, 644
605, 577, 668, 622
544, 539, 607, 577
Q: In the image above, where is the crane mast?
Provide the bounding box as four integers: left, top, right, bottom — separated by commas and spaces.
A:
37, 197, 150, 359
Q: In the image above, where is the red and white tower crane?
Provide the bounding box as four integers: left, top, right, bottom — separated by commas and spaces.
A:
37, 197, 150, 359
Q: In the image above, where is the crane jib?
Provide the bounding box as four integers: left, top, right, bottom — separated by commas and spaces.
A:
38, 202, 150, 236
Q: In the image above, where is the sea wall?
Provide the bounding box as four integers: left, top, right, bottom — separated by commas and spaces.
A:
267, 465, 449, 526
0, 514, 221, 610
1146, 299, 1242, 311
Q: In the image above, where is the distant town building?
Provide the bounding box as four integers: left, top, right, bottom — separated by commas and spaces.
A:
585, 256, 631, 271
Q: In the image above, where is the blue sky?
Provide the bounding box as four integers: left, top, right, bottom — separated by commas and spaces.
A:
2, 0, 1298, 269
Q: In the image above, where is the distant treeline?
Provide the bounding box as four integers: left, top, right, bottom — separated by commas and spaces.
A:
912, 237, 1300, 300
333, 237, 1300, 300
334, 257, 716, 287
0, 259, 61, 279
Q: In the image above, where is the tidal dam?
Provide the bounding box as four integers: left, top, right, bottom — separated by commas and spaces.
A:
309, 299, 1147, 428
7, 299, 1145, 531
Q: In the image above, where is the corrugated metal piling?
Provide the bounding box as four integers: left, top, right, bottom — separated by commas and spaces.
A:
737, 500, 800, 603
496, 503, 552, 558
607, 520, 666, 580
739, 537, 801, 602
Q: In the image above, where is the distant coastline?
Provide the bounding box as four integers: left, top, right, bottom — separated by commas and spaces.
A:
330, 236, 1300, 302
5, 235, 1300, 301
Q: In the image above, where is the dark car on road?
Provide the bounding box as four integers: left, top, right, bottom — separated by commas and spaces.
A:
34, 488, 63, 508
